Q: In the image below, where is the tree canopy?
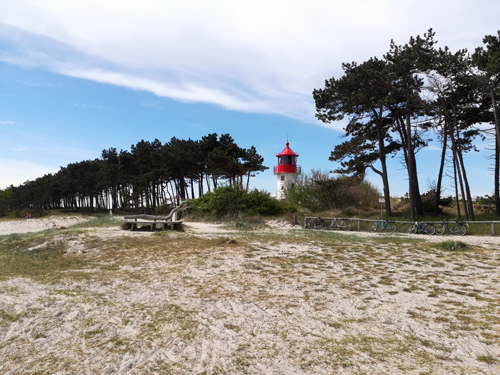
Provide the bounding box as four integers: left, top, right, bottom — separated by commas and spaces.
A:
314, 29, 500, 219
5, 134, 268, 216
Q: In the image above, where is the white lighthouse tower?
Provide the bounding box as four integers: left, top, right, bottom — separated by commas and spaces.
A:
273, 139, 301, 200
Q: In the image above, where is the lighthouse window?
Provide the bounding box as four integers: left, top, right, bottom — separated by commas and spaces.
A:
281, 186, 284, 190
281, 176, 285, 181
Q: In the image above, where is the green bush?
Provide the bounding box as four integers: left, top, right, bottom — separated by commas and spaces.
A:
189, 186, 296, 219
284, 171, 380, 213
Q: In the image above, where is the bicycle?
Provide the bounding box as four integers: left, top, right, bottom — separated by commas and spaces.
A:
314, 217, 328, 230
303, 217, 313, 229
434, 219, 467, 236
329, 216, 352, 231
370, 217, 397, 232
302, 217, 327, 230
407, 220, 435, 235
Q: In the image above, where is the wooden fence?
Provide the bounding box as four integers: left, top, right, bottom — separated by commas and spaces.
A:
300, 216, 500, 236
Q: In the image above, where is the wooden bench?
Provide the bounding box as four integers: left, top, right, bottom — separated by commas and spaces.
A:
123, 217, 183, 231
122, 201, 187, 231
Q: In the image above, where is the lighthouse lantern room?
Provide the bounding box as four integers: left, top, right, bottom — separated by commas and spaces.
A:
273, 140, 301, 199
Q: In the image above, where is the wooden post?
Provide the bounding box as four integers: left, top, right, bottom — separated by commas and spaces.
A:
358, 220, 361, 231
293, 214, 297, 225
492, 223, 496, 236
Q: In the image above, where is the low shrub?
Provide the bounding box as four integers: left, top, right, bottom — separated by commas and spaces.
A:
284, 171, 380, 213
189, 186, 296, 219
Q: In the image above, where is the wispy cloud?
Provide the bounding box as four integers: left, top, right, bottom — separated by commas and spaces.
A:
0, 121, 15, 125
1, 0, 499, 125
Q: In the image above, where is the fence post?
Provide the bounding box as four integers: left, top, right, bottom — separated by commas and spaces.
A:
492, 223, 496, 236
358, 220, 361, 231
293, 214, 298, 225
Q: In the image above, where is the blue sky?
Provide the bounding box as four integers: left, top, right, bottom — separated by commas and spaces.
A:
0, 0, 498, 198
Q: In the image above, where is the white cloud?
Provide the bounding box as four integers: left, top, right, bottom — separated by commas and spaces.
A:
0, 0, 499, 124
0, 121, 15, 125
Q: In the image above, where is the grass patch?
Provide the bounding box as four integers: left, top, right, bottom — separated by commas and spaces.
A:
69, 215, 122, 229
476, 355, 497, 364
436, 240, 468, 251
0, 233, 92, 282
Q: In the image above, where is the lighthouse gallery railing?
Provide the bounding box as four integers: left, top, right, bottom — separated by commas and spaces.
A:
273, 165, 301, 174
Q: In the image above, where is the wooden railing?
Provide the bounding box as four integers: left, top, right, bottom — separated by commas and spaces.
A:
302, 217, 500, 235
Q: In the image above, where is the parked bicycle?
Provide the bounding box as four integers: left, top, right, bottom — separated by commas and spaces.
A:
329, 217, 352, 231
303, 217, 352, 231
434, 219, 467, 236
303, 217, 314, 229
407, 220, 435, 235
302, 217, 328, 230
370, 217, 397, 232
314, 217, 328, 230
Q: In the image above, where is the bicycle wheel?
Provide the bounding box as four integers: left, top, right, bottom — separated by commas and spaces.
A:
453, 224, 467, 236
407, 225, 417, 234
424, 224, 435, 235
370, 222, 378, 232
322, 219, 331, 230
386, 222, 397, 232
315, 220, 326, 230
435, 223, 445, 235
329, 220, 338, 230
339, 219, 352, 231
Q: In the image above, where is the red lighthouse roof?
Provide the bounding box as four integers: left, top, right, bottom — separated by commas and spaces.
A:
276, 141, 299, 157
274, 140, 301, 175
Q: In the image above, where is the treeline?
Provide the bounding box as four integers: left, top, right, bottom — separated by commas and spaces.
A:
314, 29, 500, 220
0, 133, 267, 216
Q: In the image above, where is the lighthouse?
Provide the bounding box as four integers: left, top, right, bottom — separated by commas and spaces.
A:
273, 140, 301, 200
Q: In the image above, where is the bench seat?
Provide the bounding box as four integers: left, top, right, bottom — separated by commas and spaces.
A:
123, 220, 183, 231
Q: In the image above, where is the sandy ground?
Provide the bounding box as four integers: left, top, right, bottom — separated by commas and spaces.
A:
0, 216, 91, 235
1, 216, 500, 248
0, 217, 499, 374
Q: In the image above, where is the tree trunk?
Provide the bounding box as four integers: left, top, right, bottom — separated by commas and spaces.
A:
434, 123, 448, 214
491, 88, 500, 148
451, 124, 475, 221
495, 137, 500, 215
376, 121, 392, 216
246, 171, 251, 192
405, 113, 423, 218
452, 154, 461, 218
451, 139, 468, 220
456, 149, 475, 220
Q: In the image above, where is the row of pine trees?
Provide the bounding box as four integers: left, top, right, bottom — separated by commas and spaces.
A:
1, 133, 267, 215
